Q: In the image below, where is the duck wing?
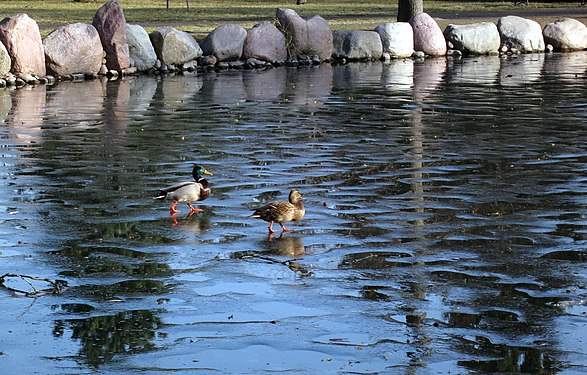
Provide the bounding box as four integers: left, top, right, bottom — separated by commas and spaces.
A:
155, 181, 201, 201
249, 201, 296, 222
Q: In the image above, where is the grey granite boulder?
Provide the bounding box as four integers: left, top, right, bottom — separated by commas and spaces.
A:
543, 18, 587, 52
497, 15, 545, 53
201, 24, 247, 62
275, 8, 332, 61
443, 22, 500, 55
150, 26, 202, 66
0, 13, 46, 77
92, 0, 130, 71
374, 22, 413, 58
0, 42, 10, 77
243, 21, 287, 63
332, 30, 383, 60
43, 23, 103, 76
410, 13, 447, 57
126, 24, 157, 71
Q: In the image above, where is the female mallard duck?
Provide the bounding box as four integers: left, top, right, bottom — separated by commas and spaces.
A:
248, 189, 305, 233
155, 165, 212, 215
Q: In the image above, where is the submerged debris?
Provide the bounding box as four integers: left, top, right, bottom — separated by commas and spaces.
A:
232, 251, 314, 277
0, 273, 67, 297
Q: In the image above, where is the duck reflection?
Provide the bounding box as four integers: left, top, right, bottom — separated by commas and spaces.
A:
170, 211, 211, 232
230, 235, 310, 275
263, 234, 305, 257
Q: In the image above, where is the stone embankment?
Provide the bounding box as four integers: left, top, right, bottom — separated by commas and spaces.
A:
0, 0, 585, 88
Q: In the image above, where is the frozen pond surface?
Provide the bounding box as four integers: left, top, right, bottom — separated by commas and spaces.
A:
0, 52, 586, 374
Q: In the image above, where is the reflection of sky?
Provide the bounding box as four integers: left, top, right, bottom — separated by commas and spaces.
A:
1, 53, 587, 373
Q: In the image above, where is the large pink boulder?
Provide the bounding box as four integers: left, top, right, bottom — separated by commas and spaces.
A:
410, 13, 447, 57
92, 0, 130, 71
0, 13, 46, 78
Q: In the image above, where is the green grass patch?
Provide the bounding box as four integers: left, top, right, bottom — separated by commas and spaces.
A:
0, 0, 582, 36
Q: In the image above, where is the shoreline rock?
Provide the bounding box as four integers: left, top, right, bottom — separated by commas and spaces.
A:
0, 3, 584, 88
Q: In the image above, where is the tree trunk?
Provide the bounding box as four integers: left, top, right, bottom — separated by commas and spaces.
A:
397, 0, 423, 22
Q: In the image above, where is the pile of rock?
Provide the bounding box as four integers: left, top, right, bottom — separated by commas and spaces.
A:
0, 0, 585, 88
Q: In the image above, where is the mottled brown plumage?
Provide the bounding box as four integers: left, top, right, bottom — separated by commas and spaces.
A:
248, 189, 305, 233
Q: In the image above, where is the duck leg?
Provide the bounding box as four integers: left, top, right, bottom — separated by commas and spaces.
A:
279, 223, 292, 232
187, 203, 203, 213
268, 221, 276, 233
170, 201, 180, 215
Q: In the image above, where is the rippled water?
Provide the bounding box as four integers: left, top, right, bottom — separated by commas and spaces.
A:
0, 52, 586, 374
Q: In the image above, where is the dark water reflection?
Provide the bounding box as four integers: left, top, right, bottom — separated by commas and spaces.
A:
0, 52, 586, 374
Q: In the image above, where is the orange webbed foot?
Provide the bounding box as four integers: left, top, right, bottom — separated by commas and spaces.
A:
187, 203, 203, 214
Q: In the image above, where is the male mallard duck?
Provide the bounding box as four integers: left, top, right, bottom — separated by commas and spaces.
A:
155, 165, 212, 215
248, 189, 305, 233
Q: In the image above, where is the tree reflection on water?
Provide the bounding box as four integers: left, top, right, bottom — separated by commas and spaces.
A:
54, 310, 162, 367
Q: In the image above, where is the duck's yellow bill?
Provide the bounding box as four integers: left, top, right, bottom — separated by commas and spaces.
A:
204, 170, 213, 176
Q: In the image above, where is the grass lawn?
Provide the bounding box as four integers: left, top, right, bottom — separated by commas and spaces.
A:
0, 0, 584, 36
